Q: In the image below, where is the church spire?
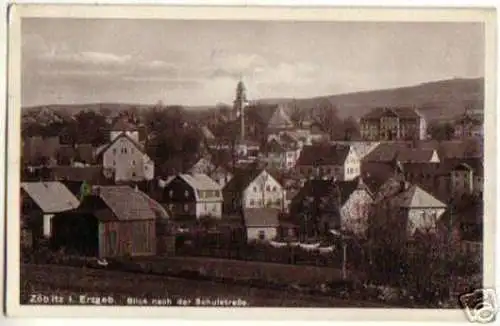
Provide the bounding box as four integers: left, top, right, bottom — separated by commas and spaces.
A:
233, 78, 247, 142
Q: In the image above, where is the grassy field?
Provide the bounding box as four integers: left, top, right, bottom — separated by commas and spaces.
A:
21, 263, 390, 308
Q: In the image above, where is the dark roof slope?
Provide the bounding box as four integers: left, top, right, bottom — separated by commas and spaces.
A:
296, 144, 351, 166
362, 107, 421, 120
94, 185, 160, 221
223, 168, 264, 194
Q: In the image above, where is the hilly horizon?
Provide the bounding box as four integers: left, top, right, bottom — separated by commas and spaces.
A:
23, 77, 484, 122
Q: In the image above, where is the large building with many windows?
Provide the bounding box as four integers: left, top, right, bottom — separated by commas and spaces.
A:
360, 107, 427, 141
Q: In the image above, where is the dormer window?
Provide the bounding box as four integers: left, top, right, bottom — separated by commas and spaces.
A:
184, 190, 189, 198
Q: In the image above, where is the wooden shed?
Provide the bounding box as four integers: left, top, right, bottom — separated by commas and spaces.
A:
51, 185, 169, 258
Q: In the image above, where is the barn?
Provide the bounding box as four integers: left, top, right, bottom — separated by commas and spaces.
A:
51, 185, 169, 258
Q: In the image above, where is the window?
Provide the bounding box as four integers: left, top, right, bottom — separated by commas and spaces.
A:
112, 160, 116, 166
123, 148, 128, 154
250, 199, 255, 206
132, 172, 136, 177
169, 190, 173, 198
113, 148, 117, 155
184, 190, 189, 198
184, 204, 189, 212
266, 185, 271, 191
132, 160, 136, 166
258, 230, 266, 240
272, 186, 277, 192
253, 186, 257, 192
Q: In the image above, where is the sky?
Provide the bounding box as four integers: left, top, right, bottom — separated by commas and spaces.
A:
22, 19, 485, 107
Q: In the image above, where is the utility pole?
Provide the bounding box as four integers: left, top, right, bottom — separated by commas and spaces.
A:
342, 240, 347, 280
447, 200, 454, 301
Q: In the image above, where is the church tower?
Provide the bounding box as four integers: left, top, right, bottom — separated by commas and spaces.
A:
233, 80, 247, 142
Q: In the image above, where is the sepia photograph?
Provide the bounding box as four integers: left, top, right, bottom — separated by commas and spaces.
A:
4, 4, 497, 321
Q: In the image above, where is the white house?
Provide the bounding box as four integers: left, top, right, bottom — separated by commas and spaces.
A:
163, 173, 223, 218
223, 168, 285, 213
97, 133, 154, 183
450, 161, 483, 197
296, 144, 360, 181
21, 182, 80, 238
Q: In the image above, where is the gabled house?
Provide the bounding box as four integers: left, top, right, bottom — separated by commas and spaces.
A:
372, 180, 447, 242
96, 133, 154, 183
51, 185, 167, 258
360, 107, 427, 141
222, 168, 285, 213
290, 176, 374, 238
21, 182, 80, 243
163, 173, 223, 219
262, 138, 301, 171
296, 144, 360, 181
187, 156, 233, 188
110, 117, 140, 143
449, 159, 483, 197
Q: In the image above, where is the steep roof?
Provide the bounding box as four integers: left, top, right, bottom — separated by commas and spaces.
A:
391, 185, 447, 209
362, 142, 410, 162
267, 105, 294, 129
223, 168, 278, 194
178, 173, 222, 191
94, 185, 160, 221
95, 132, 146, 159
296, 144, 351, 166
21, 181, 80, 213
243, 208, 280, 227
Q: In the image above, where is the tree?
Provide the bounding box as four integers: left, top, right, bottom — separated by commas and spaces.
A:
311, 100, 343, 139
289, 99, 306, 126
427, 121, 455, 141
342, 116, 361, 141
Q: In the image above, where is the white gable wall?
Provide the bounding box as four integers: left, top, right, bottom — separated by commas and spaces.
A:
243, 170, 285, 209
343, 147, 361, 181
102, 136, 153, 182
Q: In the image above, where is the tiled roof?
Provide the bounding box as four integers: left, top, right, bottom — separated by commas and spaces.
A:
111, 118, 138, 132
94, 185, 159, 221
362, 142, 410, 162
223, 168, 266, 194
243, 208, 280, 227
391, 185, 446, 209
362, 107, 421, 120
397, 148, 438, 163
95, 133, 145, 159
179, 173, 222, 191
296, 144, 351, 166
21, 181, 80, 213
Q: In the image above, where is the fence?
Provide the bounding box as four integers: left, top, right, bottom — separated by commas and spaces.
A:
174, 234, 366, 270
